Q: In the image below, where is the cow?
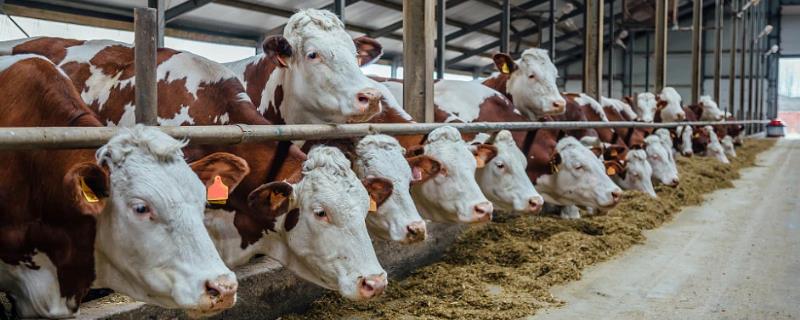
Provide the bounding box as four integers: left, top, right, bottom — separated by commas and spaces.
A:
655, 87, 688, 122
223, 9, 384, 125
0, 38, 392, 299
0, 55, 238, 318
703, 125, 730, 164
482, 49, 567, 119
623, 92, 658, 123
691, 95, 725, 121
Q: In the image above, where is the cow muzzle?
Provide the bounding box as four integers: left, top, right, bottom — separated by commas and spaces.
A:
348, 88, 383, 123
187, 275, 238, 317
403, 220, 428, 243
357, 274, 387, 299
526, 196, 544, 214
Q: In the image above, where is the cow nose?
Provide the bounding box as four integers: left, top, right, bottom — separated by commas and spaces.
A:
611, 189, 623, 204
683, 150, 694, 157
670, 178, 680, 187
404, 221, 428, 243
677, 112, 686, 121
355, 88, 382, 115
553, 100, 566, 112
357, 274, 387, 299
473, 201, 494, 222
527, 196, 544, 214
203, 276, 238, 311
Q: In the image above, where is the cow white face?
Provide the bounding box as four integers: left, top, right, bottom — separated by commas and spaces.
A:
658, 87, 687, 122
614, 150, 657, 197
536, 137, 622, 210
678, 125, 694, 156
264, 9, 383, 124
411, 126, 494, 223
644, 135, 680, 187
721, 135, 737, 158
354, 135, 430, 243
493, 49, 566, 118
698, 96, 724, 121
248, 146, 387, 301
473, 131, 543, 213
91, 126, 237, 316
704, 126, 730, 164
633, 92, 658, 122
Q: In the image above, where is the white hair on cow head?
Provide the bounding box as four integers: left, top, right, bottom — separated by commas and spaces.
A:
575, 94, 609, 121
473, 130, 543, 214
697, 95, 724, 121
519, 48, 558, 82
303, 145, 358, 180
643, 134, 679, 187
614, 149, 656, 197
426, 125, 463, 144
634, 92, 658, 122
500, 48, 566, 118
703, 125, 730, 164
284, 9, 345, 45
96, 124, 187, 166
354, 134, 427, 243
658, 87, 687, 122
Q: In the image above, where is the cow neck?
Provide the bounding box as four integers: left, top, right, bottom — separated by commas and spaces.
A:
0, 57, 103, 305
225, 54, 277, 118
482, 74, 512, 102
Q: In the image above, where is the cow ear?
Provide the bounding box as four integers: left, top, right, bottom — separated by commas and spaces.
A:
190, 153, 251, 203
263, 35, 293, 68
406, 155, 443, 184
248, 181, 295, 218
623, 95, 634, 106
405, 145, 426, 157
603, 160, 624, 176
471, 144, 498, 168
493, 53, 517, 74
362, 176, 393, 212
353, 36, 383, 67
65, 162, 109, 216
657, 99, 669, 108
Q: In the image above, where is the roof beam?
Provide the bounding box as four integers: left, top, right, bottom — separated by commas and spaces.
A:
444, 0, 546, 42
164, 0, 214, 23
447, 22, 540, 66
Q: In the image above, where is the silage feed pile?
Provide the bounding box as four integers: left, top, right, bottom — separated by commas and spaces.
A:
285, 139, 775, 320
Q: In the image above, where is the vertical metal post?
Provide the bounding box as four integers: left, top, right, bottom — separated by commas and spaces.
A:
645, 33, 651, 92
134, 8, 158, 125
334, 0, 346, 21
500, 0, 511, 53
436, 0, 446, 79
403, 0, 435, 123
654, 0, 668, 91
748, 5, 756, 130
728, 0, 739, 117
391, 56, 401, 79
691, 0, 703, 103
147, 0, 165, 48
608, 0, 614, 97
738, 8, 747, 121
583, 0, 604, 99
549, 0, 556, 59
713, 0, 723, 103
628, 31, 635, 96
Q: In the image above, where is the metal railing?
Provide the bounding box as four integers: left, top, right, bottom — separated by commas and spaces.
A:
0, 120, 768, 150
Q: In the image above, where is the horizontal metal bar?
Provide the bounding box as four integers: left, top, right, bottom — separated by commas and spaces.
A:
0, 121, 767, 150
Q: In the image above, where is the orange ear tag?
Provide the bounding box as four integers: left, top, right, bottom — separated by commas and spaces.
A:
610, 149, 618, 157
475, 155, 486, 168
501, 63, 510, 74
207, 176, 229, 205
369, 197, 378, 213
606, 166, 617, 176
79, 177, 100, 203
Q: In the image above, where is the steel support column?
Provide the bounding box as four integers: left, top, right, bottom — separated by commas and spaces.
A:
549, 0, 556, 58
713, 0, 723, 103
738, 8, 748, 121
584, 0, 604, 99
654, 0, 668, 91
403, 0, 435, 122
691, 0, 703, 103
627, 31, 635, 96
134, 8, 158, 125
147, 0, 165, 47
500, 0, 511, 53
645, 33, 651, 91
728, 0, 739, 117
608, 0, 615, 97
436, 0, 446, 79
334, 0, 346, 21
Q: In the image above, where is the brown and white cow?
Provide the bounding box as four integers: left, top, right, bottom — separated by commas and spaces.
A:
223, 9, 384, 125
0, 55, 238, 318
0, 38, 390, 300
623, 92, 659, 123
483, 49, 567, 118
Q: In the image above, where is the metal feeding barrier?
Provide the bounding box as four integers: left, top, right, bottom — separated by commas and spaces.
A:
0, 120, 768, 150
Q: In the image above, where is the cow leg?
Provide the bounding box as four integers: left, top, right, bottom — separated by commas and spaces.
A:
560, 205, 581, 219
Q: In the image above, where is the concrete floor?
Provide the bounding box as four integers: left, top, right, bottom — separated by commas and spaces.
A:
532, 139, 800, 320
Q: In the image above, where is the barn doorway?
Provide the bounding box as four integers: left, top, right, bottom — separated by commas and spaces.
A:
779, 58, 800, 136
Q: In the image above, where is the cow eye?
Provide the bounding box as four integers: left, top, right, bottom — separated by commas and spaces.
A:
528, 74, 536, 79
306, 52, 318, 60
133, 204, 150, 214
495, 161, 505, 169
314, 208, 326, 218
575, 165, 584, 170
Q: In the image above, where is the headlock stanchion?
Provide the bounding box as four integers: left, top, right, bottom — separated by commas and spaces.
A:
0, 120, 768, 150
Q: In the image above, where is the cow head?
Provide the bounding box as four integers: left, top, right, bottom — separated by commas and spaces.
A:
625, 92, 658, 122
89, 126, 237, 316
353, 134, 434, 243
676, 125, 695, 156
247, 146, 387, 301
264, 9, 384, 124
697, 95, 724, 121
473, 131, 543, 214
644, 134, 680, 187
535, 137, 623, 210
601, 97, 638, 121
613, 149, 656, 197
704, 126, 730, 164
493, 49, 566, 118
721, 135, 737, 158
657, 87, 687, 122
410, 126, 494, 223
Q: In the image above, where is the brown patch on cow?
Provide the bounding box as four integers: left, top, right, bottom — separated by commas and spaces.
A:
0, 57, 104, 309
265, 85, 285, 124
243, 56, 279, 113
482, 73, 511, 101
283, 209, 300, 232
12, 37, 85, 64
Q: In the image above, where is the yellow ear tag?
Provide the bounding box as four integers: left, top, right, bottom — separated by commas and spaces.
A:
693, 132, 700, 138
369, 197, 378, 213
606, 166, 617, 176
610, 149, 618, 157
501, 63, 510, 74
207, 176, 229, 205
79, 177, 100, 203
475, 155, 486, 168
